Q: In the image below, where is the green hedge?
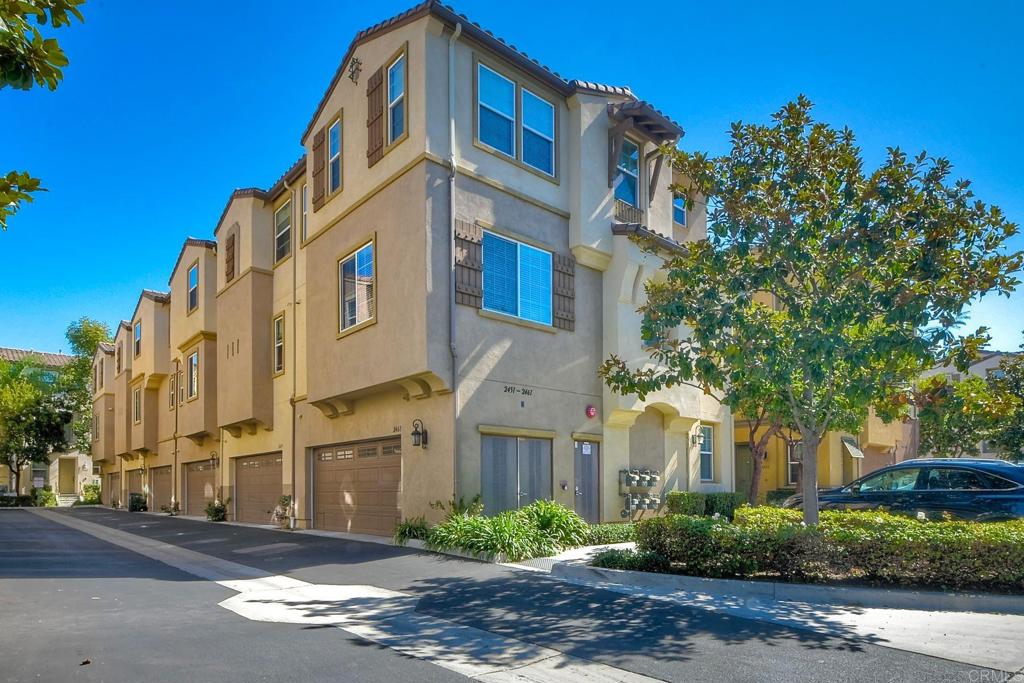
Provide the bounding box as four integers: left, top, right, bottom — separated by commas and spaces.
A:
31, 487, 56, 507
0, 495, 34, 507
665, 491, 748, 519
588, 523, 635, 545
80, 483, 102, 505
632, 507, 1024, 590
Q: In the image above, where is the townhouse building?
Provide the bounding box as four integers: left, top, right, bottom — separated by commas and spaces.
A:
91, 1, 734, 533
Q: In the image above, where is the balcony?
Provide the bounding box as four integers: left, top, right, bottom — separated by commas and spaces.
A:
614, 199, 643, 225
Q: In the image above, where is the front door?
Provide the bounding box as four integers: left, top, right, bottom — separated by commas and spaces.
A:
574, 440, 599, 524
734, 444, 753, 503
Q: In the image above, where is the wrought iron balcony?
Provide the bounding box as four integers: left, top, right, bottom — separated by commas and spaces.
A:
614, 199, 643, 224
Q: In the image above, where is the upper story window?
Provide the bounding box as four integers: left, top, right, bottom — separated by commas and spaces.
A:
482, 231, 552, 326
273, 314, 285, 374
699, 425, 714, 481
328, 119, 342, 194
225, 232, 237, 282
187, 262, 199, 313
300, 184, 308, 242
673, 195, 686, 226
133, 321, 142, 357
186, 351, 199, 400
387, 53, 406, 144
169, 373, 176, 410
116, 343, 122, 373
521, 89, 554, 175
614, 138, 640, 207
478, 64, 516, 157
338, 241, 375, 332
274, 201, 291, 263
132, 387, 141, 424
98, 358, 104, 388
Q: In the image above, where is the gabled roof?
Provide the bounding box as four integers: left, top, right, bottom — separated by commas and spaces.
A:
213, 188, 267, 235
299, 1, 682, 143
129, 289, 171, 323
167, 237, 217, 286
0, 347, 75, 368
98, 342, 115, 355
265, 155, 308, 200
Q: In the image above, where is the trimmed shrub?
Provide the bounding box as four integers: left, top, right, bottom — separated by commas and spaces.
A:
588, 523, 635, 545
592, 548, 671, 573
394, 516, 430, 545
205, 499, 228, 522
0, 494, 35, 507
633, 508, 1024, 591
517, 499, 590, 549
706, 492, 749, 520
128, 492, 147, 512
80, 483, 102, 505
31, 487, 57, 507
665, 491, 706, 515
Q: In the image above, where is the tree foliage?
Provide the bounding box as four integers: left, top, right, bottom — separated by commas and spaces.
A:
0, 356, 69, 491
600, 96, 1022, 523
917, 373, 1016, 458
56, 316, 111, 453
1, 0, 86, 230
989, 349, 1024, 459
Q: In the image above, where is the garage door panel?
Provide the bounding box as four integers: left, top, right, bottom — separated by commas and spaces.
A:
185, 461, 216, 516
150, 466, 172, 512
234, 453, 282, 524
314, 437, 401, 537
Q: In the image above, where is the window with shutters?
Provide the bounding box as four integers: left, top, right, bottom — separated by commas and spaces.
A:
338, 240, 375, 334
328, 118, 341, 194
614, 138, 640, 207
272, 313, 285, 375
476, 61, 557, 178
387, 53, 406, 145
225, 232, 236, 282
187, 261, 199, 313
274, 200, 291, 263
482, 231, 552, 326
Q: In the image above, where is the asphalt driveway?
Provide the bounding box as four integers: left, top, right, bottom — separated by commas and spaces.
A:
0, 508, 1004, 682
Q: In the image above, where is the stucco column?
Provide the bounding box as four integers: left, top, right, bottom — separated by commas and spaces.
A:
602, 409, 641, 522
663, 416, 696, 498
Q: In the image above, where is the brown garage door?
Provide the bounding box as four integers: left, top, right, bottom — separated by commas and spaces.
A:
150, 465, 171, 512
234, 453, 282, 524
184, 461, 216, 516
314, 437, 401, 536
106, 473, 120, 506
127, 469, 144, 496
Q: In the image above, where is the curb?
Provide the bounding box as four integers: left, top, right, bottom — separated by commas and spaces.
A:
551, 561, 1024, 616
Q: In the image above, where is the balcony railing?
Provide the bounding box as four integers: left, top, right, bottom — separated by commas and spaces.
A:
614, 199, 643, 224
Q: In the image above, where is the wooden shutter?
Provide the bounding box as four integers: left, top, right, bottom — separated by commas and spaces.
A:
366, 66, 385, 167
552, 253, 576, 331
225, 233, 236, 282
454, 219, 483, 308
311, 127, 326, 211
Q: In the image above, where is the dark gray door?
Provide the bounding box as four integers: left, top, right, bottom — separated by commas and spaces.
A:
481, 435, 552, 515
574, 440, 599, 524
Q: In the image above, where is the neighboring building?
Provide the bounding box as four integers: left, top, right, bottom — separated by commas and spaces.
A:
92, 1, 734, 532
1, 346, 93, 504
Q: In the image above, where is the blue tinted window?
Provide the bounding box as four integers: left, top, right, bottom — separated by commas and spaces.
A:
478, 64, 515, 156
673, 195, 686, 225
482, 232, 517, 316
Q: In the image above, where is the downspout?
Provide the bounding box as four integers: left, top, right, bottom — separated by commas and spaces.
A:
172, 357, 179, 512
284, 178, 298, 530
448, 22, 462, 501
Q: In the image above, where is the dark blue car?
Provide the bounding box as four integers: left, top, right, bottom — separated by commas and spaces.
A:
782, 459, 1024, 521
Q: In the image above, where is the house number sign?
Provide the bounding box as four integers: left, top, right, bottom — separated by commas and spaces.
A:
503, 384, 534, 397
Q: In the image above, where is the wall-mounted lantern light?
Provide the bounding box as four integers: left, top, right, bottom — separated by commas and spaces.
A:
411, 419, 428, 449
691, 429, 705, 447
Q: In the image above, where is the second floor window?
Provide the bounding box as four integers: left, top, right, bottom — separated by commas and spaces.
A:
673, 195, 686, 226
187, 262, 199, 312
133, 387, 141, 424
339, 242, 375, 331
614, 138, 640, 207
169, 373, 176, 410
186, 351, 199, 399
301, 184, 308, 242
521, 89, 554, 175
328, 119, 342, 193
133, 321, 142, 357
482, 231, 552, 326
387, 53, 406, 144
275, 201, 291, 263
700, 425, 714, 481
478, 64, 515, 157
273, 314, 285, 374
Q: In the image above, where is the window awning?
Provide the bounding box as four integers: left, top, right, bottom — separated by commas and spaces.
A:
841, 436, 865, 459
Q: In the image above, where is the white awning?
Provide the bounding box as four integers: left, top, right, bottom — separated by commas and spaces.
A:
841, 436, 865, 459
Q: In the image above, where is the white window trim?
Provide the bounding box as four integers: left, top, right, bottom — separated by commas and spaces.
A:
699, 425, 714, 482
133, 322, 142, 357
132, 388, 141, 424
477, 63, 516, 158
274, 200, 291, 263
328, 119, 342, 193
786, 441, 801, 486
673, 195, 687, 226
616, 138, 640, 208
481, 230, 553, 326
338, 241, 375, 332
169, 373, 176, 410
273, 314, 285, 374
300, 184, 308, 242
520, 87, 555, 176
387, 54, 406, 145
186, 351, 199, 399
187, 263, 199, 312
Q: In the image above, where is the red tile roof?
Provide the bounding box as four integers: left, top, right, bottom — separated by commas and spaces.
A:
0, 347, 76, 368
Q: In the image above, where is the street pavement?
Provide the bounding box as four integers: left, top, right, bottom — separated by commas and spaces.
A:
0, 507, 1012, 683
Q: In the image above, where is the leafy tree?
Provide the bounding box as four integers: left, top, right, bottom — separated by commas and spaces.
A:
56, 316, 111, 452
601, 96, 1022, 523
989, 347, 1024, 459
0, 356, 68, 492
917, 373, 1016, 458
1, 0, 86, 230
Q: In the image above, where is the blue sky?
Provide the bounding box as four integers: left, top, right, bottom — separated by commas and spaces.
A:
3, 0, 1022, 354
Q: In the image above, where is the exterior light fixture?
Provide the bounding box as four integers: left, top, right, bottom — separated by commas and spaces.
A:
348, 56, 362, 84
411, 419, 428, 449
691, 430, 705, 447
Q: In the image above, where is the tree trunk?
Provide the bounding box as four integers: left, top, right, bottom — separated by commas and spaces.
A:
13, 466, 22, 496
748, 448, 766, 505
800, 432, 821, 525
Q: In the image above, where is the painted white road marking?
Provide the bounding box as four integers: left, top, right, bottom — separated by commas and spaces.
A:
33, 510, 661, 683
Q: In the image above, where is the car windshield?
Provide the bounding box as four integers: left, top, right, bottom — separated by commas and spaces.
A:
857, 468, 921, 492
